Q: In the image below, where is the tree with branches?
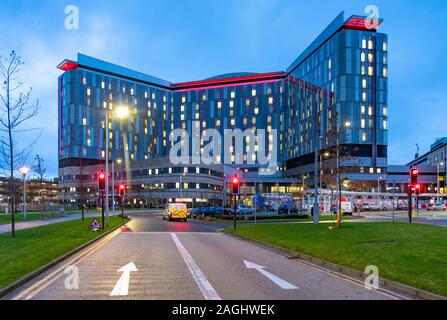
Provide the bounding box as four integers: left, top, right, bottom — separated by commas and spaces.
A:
32, 154, 47, 212
0, 51, 42, 237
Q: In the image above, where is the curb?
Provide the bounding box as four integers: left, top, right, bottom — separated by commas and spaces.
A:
223, 231, 447, 301
0, 218, 130, 299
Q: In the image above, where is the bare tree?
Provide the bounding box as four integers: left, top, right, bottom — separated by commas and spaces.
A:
0, 51, 41, 237
32, 154, 47, 212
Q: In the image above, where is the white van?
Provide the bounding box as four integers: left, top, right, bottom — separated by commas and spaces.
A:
341, 201, 353, 215
162, 203, 188, 221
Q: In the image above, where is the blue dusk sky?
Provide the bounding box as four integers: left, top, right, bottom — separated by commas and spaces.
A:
0, 0, 446, 177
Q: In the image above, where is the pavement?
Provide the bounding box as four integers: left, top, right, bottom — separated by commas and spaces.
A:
4, 210, 409, 300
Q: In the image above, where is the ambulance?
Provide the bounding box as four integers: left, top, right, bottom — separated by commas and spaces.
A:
163, 203, 188, 222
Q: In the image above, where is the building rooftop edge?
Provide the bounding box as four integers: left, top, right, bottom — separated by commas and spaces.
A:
57, 12, 384, 90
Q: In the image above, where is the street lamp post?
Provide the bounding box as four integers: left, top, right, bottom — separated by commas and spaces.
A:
377, 177, 383, 193
437, 162, 444, 204
20, 166, 30, 222
336, 120, 351, 229
105, 106, 129, 227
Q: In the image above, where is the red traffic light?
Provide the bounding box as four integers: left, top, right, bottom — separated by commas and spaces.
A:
415, 184, 421, 189
98, 170, 106, 191
410, 168, 419, 186
118, 183, 126, 196
231, 176, 240, 195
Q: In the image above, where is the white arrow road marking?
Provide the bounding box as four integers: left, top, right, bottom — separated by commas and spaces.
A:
170, 233, 221, 300
244, 260, 298, 290
110, 262, 138, 296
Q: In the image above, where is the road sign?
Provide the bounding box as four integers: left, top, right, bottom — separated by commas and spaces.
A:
88, 217, 101, 232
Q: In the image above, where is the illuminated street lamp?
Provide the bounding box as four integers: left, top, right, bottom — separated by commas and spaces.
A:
336, 121, 351, 229
437, 162, 444, 203
105, 106, 129, 226
19, 166, 30, 221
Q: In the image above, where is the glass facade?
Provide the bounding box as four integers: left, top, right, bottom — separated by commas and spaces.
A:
58, 13, 388, 198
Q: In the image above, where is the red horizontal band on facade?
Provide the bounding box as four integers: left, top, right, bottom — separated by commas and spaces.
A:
171, 72, 287, 90
342, 16, 383, 31
57, 60, 79, 71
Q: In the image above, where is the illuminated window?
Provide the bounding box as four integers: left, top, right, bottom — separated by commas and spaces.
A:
383, 68, 387, 78
362, 92, 367, 101
229, 100, 234, 108
217, 101, 222, 109
368, 106, 373, 116
383, 107, 387, 116
216, 119, 220, 126
101, 81, 105, 89
83, 77, 86, 85
82, 118, 87, 126
383, 42, 387, 51
182, 96, 186, 103
368, 40, 374, 50
361, 106, 366, 114
130, 88, 134, 95
245, 98, 250, 107
361, 119, 366, 128
230, 91, 235, 99
361, 66, 365, 75
362, 39, 367, 49
361, 52, 365, 62
251, 89, 256, 97
383, 120, 388, 129
368, 54, 373, 63
362, 79, 367, 89
362, 132, 367, 142
195, 112, 200, 119
254, 107, 259, 115
368, 66, 374, 76
181, 105, 185, 112
268, 97, 273, 105
230, 118, 235, 126
144, 91, 148, 98
202, 94, 206, 101
87, 88, 91, 96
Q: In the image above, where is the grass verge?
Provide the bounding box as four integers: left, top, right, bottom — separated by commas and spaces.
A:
226, 222, 447, 296
0, 216, 123, 289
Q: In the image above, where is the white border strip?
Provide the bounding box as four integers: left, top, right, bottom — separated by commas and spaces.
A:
170, 233, 221, 300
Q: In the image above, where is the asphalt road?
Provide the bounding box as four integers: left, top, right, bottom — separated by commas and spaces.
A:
6, 210, 407, 300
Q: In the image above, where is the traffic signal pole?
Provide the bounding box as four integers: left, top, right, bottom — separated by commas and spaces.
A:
101, 190, 105, 230
408, 188, 412, 224
233, 195, 237, 231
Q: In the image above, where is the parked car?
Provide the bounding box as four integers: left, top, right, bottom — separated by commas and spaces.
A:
363, 203, 380, 211
236, 204, 256, 215
278, 204, 298, 214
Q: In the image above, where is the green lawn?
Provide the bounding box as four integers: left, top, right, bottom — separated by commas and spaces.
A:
0, 216, 125, 289
0, 213, 45, 225
226, 222, 447, 296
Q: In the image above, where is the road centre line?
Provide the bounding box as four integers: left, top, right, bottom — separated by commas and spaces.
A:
170, 233, 221, 300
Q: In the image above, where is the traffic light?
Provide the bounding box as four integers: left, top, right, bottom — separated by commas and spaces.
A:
415, 183, 422, 194
98, 170, 106, 191
231, 176, 240, 195
410, 168, 419, 186
118, 183, 126, 196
